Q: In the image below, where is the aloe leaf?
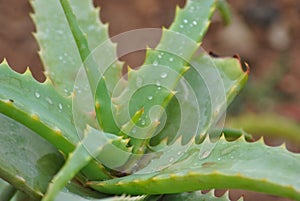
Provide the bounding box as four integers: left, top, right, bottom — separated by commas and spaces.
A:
0, 186, 16, 201
0, 114, 64, 200
31, 0, 122, 95
55, 192, 146, 201
10, 191, 35, 201
89, 136, 300, 200
107, 0, 217, 153
227, 113, 300, 144
31, 0, 81, 95
63, 181, 109, 199
216, 0, 231, 25
162, 190, 243, 201
151, 53, 249, 145
0, 60, 77, 149
42, 127, 120, 201
56, 0, 126, 139
0, 179, 17, 201
0, 61, 111, 180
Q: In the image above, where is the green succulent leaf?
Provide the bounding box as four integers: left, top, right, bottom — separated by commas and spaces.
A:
10, 191, 35, 201
161, 190, 243, 201
55, 192, 146, 201
43, 127, 122, 201
151, 53, 248, 145
0, 60, 77, 149
100, 0, 217, 154
0, 61, 111, 180
216, 0, 231, 25
32, 0, 122, 96
227, 113, 300, 144
0, 114, 64, 200
0, 179, 17, 201
89, 136, 300, 200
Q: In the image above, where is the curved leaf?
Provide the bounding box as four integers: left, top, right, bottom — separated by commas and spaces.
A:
151, 53, 248, 145
0, 61, 111, 180
102, 0, 217, 154
0, 114, 64, 200
0, 61, 76, 150
0, 179, 16, 201
162, 190, 243, 201
89, 136, 300, 200
31, 0, 122, 95
227, 113, 300, 144
43, 128, 124, 201
55, 192, 146, 201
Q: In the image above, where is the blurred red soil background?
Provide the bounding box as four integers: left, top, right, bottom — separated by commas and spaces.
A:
0, 0, 299, 200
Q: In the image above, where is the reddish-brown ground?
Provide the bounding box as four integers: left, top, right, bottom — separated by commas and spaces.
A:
0, 1, 299, 200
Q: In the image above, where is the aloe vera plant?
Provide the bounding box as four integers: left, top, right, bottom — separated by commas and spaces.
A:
0, 0, 300, 201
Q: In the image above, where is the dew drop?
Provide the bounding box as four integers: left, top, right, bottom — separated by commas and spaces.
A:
193, 20, 198, 25
199, 151, 210, 159
34, 92, 41, 99
183, 19, 188, 24
141, 119, 146, 126
169, 157, 174, 162
158, 54, 162, 59
179, 25, 184, 29
160, 72, 168, 79
156, 80, 161, 86
153, 60, 158, 66
46, 97, 53, 105
217, 157, 221, 161
58, 103, 63, 110
169, 57, 174, 62
147, 96, 153, 100
177, 151, 182, 155
58, 56, 63, 61
132, 127, 137, 134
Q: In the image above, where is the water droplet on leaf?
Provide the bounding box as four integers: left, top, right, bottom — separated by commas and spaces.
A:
35, 92, 41, 98
160, 72, 168, 79
58, 103, 63, 110
156, 80, 161, 86
46, 97, 53, 105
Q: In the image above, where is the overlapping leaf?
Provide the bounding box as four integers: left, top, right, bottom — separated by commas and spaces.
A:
89, 136, 300, 200
0, 114, 64, 200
